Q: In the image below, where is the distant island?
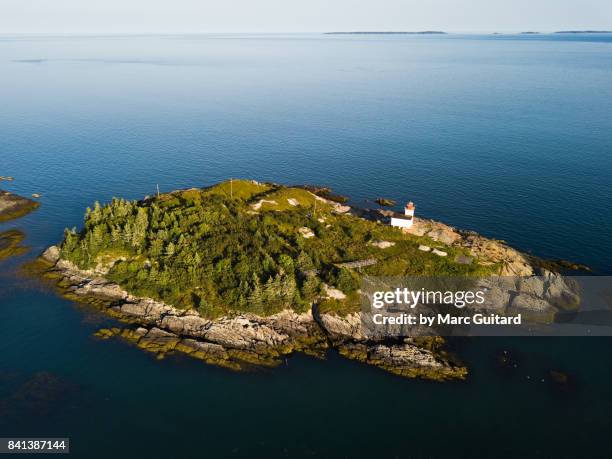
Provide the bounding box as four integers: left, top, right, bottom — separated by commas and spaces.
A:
35, 180, 579, 380
555, 30, 612, 34
325, 31, 446, 35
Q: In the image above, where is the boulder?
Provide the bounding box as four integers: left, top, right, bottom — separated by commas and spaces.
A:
317, 312, 365, 341
517, 276, 545, 297
427, 228, 460, 245
324, 284, 346, 300
509, 293, 557, 323
298, 227, 315, 238
41, 245, 61, 264
371, 240, 395, 249
159, 314, 211, 337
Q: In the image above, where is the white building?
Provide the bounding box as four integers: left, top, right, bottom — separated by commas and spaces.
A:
390, 201, 415, 229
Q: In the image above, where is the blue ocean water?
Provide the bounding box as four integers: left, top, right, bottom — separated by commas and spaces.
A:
1, 33, 612, 457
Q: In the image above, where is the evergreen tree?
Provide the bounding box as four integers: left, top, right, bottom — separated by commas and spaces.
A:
296, 251, 314, 273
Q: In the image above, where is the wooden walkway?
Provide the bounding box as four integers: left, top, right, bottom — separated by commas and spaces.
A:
336, 258, 378, 269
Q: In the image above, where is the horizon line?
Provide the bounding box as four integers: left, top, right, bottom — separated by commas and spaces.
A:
2, 29, 612, 35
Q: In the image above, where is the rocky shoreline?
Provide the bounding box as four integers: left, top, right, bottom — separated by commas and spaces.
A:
356, 209, 537, 276
31, 192, 582, 381
37, 245, 467, 381
0, 190, 39, 223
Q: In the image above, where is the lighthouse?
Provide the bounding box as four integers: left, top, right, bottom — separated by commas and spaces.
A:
404, 201, 415, 217
390, 201, 415, 229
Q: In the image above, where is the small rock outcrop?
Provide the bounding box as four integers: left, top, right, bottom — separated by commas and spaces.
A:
0, 190, 40, 222
408, 218, 535, 275
370, 240, 395, 249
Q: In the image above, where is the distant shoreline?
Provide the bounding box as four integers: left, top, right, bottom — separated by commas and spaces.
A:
325, 31, 446, 35
324, 30, 612, 36
555, 30, 612, 34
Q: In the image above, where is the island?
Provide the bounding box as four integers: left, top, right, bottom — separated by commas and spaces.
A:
0, 190, 39, 223
555, 30, 612, 34
35, 180, 578, 380
325, 31, 446, 35
0, 191, 39, 262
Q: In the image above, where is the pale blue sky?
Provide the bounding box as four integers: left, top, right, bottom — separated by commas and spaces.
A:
2, 0, 611, 34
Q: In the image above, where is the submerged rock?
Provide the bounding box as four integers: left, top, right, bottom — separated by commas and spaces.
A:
549, 370, 569, 384
0, 230, 29, 262
375, 198, 396, 207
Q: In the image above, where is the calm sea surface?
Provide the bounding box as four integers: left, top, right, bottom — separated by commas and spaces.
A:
1, 33, 611, 458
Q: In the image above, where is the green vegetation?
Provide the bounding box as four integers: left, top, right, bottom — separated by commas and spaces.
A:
59, 180, 493, 318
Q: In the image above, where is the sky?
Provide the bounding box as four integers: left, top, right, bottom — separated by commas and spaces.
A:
2, 0, 611, 34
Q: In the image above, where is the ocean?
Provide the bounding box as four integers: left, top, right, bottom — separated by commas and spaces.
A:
1, 33, 611, 457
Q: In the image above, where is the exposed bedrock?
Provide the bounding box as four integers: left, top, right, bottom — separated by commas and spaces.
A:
40, 246, 466, 380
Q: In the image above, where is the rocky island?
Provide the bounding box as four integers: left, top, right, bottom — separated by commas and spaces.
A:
0, 190, 39, 223
35, 180, 578, 380
0, 190, 39, 262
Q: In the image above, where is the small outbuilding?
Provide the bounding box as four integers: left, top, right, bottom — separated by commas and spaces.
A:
390, 201, 415, 229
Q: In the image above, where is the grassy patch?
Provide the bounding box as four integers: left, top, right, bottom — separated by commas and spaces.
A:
203, 179, 272, 201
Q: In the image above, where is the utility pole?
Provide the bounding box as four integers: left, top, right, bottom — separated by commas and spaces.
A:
157, 184, 160, 199
313, 197, 317, 217
230, 177, 234, 199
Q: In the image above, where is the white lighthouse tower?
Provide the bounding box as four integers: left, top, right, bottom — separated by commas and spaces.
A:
390, 201, 415, 229
404, 201, 415, 218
